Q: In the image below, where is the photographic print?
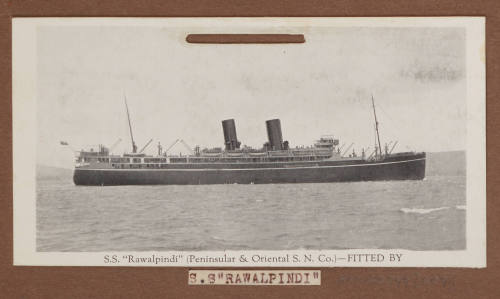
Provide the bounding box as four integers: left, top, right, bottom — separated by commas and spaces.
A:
12, 18, 485, 267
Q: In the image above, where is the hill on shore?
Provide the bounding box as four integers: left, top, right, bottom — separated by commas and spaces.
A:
36, 150, 465, 181
425, 150, 465, 176
37, 165, 73, 181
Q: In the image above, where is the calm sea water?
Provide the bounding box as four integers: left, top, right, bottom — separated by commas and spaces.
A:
37, 152, 466, 251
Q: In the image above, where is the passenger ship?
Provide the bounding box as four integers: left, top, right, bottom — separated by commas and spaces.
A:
72, 97, 426, 186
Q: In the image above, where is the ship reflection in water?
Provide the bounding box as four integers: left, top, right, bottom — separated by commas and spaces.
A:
71, 96, 426, 186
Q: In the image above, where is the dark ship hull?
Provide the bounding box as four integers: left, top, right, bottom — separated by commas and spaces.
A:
73, 152, 425, 186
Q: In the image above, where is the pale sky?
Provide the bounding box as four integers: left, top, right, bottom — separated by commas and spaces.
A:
36, 24, 466, 168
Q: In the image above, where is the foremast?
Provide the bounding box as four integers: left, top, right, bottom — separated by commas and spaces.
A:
124, 95, 137, 153
371, 95, 383, 159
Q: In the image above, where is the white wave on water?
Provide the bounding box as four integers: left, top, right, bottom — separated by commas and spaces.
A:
400, 207, 450, 214
456, 205, 466, 210
211, 236, 226, 241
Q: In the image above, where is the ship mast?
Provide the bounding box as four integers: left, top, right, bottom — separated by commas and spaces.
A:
124, 95, 137, 153
371, 95, 382, 158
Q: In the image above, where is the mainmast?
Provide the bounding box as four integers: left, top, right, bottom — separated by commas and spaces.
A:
124, 95, 137, 153
371, 95, 382, 158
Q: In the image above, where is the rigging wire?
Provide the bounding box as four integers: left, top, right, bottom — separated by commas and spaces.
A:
372, 102, 415, 152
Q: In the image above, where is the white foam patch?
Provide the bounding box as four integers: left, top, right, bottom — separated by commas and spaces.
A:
400, 207, 450, 214
211, 236, 225, 241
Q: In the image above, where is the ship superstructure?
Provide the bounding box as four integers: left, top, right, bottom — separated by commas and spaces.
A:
72, 97, 426, 186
